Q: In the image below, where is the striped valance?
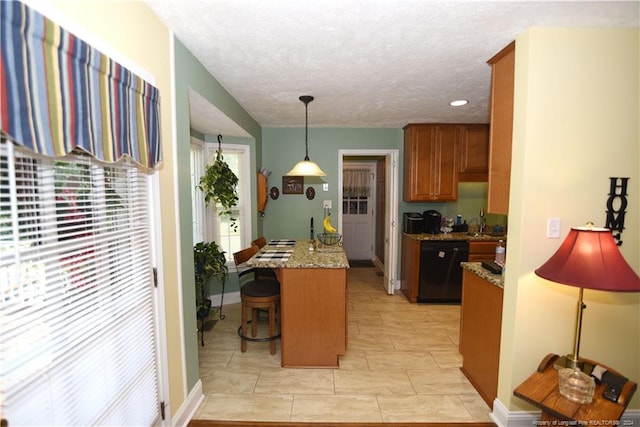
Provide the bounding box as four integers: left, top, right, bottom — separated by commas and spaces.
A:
0, 1, 162, 170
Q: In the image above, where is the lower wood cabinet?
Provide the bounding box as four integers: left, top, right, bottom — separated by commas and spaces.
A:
400, 233, 420, 303
468, 241, 499, 262
459, 269, 503, 408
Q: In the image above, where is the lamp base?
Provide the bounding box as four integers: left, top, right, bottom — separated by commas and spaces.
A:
553, 354, 584, 370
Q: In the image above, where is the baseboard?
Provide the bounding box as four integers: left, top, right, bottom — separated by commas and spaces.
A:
490, 398, 640, 427
208, 291, 240, 307
490, 399, 538, 427
171, 379, 204, 427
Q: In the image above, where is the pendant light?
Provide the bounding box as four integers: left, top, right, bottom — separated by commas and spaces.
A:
285, 95, 326, 176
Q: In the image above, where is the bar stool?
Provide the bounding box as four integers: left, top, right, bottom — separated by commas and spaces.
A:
233, 245, 280, 355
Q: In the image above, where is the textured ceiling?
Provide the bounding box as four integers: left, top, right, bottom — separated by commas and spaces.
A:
144, 0, 639, 136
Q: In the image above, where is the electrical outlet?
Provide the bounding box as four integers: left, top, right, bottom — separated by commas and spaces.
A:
323, 200, 332, 209
547, 217, 561, 238
323, 183, 329, 191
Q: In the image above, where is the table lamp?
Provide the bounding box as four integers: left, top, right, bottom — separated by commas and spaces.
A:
534, 222, 640, 369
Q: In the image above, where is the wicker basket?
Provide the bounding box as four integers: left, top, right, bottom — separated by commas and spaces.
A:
317, 233, 342, 246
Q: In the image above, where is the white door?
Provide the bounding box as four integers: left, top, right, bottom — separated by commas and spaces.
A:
339, 149, 399, 295
342, 163, 375, 260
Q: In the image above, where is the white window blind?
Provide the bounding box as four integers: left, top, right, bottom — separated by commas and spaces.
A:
0, 140, 161, 426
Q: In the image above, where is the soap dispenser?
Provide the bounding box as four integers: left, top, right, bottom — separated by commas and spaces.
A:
495, 240, 506, 266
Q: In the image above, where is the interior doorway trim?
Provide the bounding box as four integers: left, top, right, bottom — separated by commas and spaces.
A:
338, 149, 399, 294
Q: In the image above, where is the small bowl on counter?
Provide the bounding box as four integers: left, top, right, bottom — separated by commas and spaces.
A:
317, 233, 342, 246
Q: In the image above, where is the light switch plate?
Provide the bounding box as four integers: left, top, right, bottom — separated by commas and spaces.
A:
323, 183, 329, 191
547, 217, 561, 238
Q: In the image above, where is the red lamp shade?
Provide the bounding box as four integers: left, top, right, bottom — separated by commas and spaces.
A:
535, 226, 640, 292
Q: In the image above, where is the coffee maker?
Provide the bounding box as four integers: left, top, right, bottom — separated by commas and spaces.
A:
423, 210, 442, 234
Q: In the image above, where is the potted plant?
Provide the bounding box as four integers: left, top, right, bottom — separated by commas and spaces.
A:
198, 136, 239, 231
193, 241, 228, 319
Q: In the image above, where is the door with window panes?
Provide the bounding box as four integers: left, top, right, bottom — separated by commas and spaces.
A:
342, 164, 375, 260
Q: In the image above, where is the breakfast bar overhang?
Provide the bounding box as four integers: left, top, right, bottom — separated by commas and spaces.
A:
246, 240, 350, 368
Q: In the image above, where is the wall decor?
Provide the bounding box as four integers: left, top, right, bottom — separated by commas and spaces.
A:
282, 176, 304, 194
605, 177, 629, 246
306, 187, 315, 200
270, 186, 279, 200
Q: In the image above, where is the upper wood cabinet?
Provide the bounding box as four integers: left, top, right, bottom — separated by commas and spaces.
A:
404, 123, 489, 201
487, 42, 515, 214
403, 124, 460, 201
458, 124, 490, 182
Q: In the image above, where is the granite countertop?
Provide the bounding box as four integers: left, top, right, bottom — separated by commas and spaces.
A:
404, 232, 506, 242
461, 262, 504, 288
247, 240, 350, 269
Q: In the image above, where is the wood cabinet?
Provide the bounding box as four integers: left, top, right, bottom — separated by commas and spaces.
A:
460, 269, 503, 408
468, 240, 499, 262
458, 124, 490, 182
403, 124, 460, 201
487, 42, 515, 214
278, 267, 347, 367
400, 233, 421, 303
404, 124, 489, 202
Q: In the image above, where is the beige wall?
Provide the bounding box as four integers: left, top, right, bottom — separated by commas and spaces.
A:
28, 0, 185, 417
498, 28, 640, 411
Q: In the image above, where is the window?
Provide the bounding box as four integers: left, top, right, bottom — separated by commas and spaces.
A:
0, 140, 161, 425
190, 139, 251, 265
191, 140, 205, 245
343, 196, 369, 215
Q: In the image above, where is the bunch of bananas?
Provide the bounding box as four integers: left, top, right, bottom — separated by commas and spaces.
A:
323, 213, 337, 233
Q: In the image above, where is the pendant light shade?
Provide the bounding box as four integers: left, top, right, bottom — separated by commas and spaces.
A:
286, 95, 326, 177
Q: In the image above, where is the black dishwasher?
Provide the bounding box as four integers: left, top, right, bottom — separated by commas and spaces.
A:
418, 240, 469, 303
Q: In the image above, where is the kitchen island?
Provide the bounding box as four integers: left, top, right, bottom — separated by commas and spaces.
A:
246, 240, 349, 368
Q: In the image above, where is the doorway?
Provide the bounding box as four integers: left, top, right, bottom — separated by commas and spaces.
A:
338, 149, 399, 295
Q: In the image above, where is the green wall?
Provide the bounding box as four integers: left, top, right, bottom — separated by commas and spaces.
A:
174, 39, 262, 392
261, 127, 401, 238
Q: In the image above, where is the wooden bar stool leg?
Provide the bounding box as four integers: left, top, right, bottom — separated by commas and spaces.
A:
241, 302, 248, 352
269, 302, 276, 355
251, 307, 258, 337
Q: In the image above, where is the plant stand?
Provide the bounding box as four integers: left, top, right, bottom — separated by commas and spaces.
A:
197, 273, 226, 347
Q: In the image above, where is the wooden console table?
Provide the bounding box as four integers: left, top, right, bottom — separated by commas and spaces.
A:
514, 353, 637, 422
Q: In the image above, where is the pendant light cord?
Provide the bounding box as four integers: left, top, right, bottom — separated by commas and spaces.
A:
304, 102, 310, 160
299, 95, 314, 161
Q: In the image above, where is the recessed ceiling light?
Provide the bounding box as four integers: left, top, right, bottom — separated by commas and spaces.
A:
450, 99, 469, 107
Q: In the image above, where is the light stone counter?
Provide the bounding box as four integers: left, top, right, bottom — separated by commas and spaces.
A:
247, 240, 350, 269
404, 231, 506, 242
461, 261, 504, 288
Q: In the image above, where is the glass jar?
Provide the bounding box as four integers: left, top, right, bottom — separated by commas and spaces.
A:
558, 368, 595, 404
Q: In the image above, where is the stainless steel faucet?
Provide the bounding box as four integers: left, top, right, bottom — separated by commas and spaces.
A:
479, 208, 485, 233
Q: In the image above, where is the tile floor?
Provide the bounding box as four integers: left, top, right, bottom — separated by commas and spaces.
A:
194, 266, 493, 423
